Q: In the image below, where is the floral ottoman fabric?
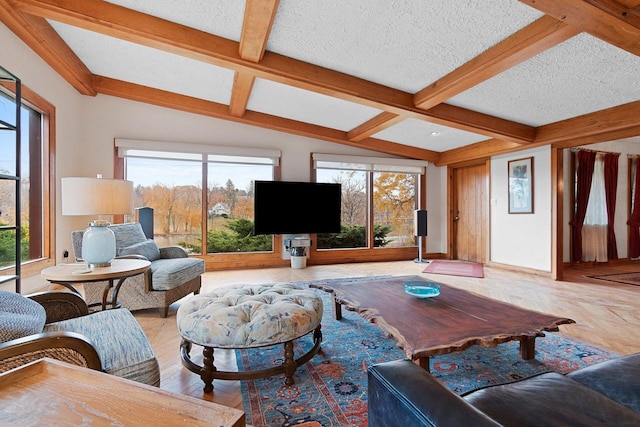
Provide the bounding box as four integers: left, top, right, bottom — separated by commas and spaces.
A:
177, 283, 323, 348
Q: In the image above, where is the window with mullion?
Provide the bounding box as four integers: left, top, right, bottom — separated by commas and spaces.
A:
122, 147, 276, 254
0, 93, 43, 266
373, 171, 418, 248
206, 161, 273, 254
316, 168, 368, 249
314, 154, 423, 251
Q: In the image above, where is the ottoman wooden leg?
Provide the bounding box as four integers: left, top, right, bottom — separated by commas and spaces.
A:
283, 341, 296, 386
177, 286, 323, 391
179, 339, 217, 393
201, 346, 216, 393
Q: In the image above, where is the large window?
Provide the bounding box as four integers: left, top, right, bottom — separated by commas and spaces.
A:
314, 154, 425, 250
316, 169, 367, 248
206, 161, 272, 254
117, 139, 279, 255
373, 171, 417, 248
0, 90, 46, 269
126, 157, 202, 250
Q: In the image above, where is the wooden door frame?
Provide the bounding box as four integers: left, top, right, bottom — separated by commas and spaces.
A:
447, 159, 491, 263
552, 147, 563, 280
446, 149, 564, 279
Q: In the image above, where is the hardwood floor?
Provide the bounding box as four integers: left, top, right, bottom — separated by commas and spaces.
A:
131, 260, 640, 412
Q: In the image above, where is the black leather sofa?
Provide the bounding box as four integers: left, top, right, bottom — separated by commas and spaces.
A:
368, 353, 640, 426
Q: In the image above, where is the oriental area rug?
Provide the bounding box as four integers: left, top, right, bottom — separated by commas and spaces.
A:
587, 272, 640, 287
423, 259, 484, 278
237, 281, 619, 427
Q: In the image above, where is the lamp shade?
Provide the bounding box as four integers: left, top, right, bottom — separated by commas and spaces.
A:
61, 177, 133, 216
61, 177, 133, 267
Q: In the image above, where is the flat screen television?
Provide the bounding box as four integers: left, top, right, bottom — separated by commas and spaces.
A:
253, 180, 342, 235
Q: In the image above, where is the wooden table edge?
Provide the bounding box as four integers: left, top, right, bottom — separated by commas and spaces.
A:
0, 358, 245, 426
310, 281, 577, 370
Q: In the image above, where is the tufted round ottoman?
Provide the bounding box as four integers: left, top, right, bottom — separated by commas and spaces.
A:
177, 283, 323, 392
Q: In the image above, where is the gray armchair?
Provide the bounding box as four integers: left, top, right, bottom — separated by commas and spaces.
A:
72, 222, 204, 317
0, 290, 160, 386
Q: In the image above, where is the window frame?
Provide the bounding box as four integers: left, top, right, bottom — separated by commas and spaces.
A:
0, 82, 55, 279
311, 153, 427, 263
114, 139, 287, 269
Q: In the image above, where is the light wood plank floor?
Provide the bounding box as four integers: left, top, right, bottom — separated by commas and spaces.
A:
132, 260, 640, 412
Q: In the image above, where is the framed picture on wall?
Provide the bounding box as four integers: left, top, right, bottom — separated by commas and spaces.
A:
508, 157, 534, 214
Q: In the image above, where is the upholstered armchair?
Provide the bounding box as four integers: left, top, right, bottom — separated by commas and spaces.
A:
72, 222, 204, 317
0, 290, 160, 386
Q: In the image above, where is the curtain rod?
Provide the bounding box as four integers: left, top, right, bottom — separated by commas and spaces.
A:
569, 147, 621, 155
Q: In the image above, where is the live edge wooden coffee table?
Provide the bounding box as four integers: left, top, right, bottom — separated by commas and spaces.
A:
310, 275, 575, 371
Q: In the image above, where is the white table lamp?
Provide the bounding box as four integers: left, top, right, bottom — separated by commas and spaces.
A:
62, 176, 133, 267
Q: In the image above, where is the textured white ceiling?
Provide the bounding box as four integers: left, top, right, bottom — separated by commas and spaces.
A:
267, 0, 543, 92
248, 78, 382, 131
105, 0, 246, 41
49, 21, 235, 105
30, 0, 640, 154
373, 119, 487, 151
449, 33, 640, 126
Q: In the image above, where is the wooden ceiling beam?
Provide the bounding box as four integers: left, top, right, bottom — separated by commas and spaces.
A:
439, 122, 640, 167
13, 0, 535, 144
437, 138, 523, 167
536, 100, 640, 145
0, 0, 94, 95
228, 72, 255, 117
230, 0, 280, 117
616, 0, 640, 8
347, 112, 404, 142
414, 15, 581, 110
426, 103, 536, 143
519, 0, 640, 56
438, 100, 640, 166
93, 76, 440, 163
239, 0, 279, 62
552, 125, 640, 149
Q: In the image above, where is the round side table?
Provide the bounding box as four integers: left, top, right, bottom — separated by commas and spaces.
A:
41, 259, 151, 310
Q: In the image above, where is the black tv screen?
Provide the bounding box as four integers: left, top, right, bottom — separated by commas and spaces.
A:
253, 180, 342, 235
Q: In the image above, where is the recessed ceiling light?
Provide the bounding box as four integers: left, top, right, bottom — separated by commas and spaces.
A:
430, 131, 441, 136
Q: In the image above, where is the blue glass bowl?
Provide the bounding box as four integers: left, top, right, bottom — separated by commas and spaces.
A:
403, 281, 440, 298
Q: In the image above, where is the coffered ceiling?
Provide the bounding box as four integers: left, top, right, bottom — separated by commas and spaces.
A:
1, 0, 639, 165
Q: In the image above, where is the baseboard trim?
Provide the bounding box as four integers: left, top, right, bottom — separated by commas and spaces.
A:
487, 261, 551, 277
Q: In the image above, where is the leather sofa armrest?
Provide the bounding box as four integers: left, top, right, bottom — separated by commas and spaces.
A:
159, 246, 188, 259
568, 352, 640, 413
368, 360, 501, 427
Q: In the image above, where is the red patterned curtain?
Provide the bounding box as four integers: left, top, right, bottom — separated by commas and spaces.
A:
571, 150, 596, 262
604, 152, 620, 259
628, 158, 640, 259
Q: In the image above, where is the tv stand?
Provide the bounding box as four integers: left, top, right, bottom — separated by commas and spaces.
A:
283, 236, 312, 269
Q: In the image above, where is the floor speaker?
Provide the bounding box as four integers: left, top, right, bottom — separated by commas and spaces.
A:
413, 210, 429, 263
414, 210, 427, 236
136, 206, 154, 240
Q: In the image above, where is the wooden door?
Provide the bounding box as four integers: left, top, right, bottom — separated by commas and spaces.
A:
451, 163, 488, 263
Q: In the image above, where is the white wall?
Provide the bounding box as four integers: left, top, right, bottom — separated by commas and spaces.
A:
2, 21, 449, 270
3, 23, 86, 290
6, 20, 640, 281
2, 23, 86, 253
84, 94, 449, 254
426, 163, 446, 254
491, 146, 552, 271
